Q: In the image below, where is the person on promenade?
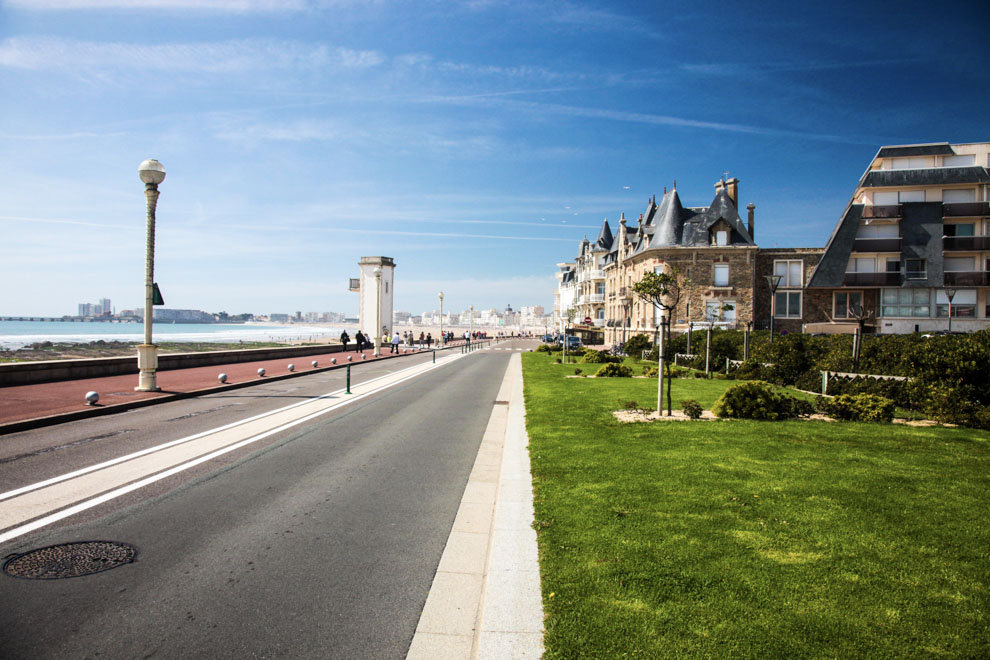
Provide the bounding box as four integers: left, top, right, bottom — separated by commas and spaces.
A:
419, 331, 425, 349
390, 332, 400, 354
426, 332, 432, 349
355, 330, 365, 353
340, 330, 350, 353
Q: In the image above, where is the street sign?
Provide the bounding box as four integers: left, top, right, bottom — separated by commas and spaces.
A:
584, 316, 592, 324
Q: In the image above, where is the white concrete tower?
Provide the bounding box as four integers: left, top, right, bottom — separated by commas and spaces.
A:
356, 256, 395, 338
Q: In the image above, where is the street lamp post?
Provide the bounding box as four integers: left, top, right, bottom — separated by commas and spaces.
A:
765, 274, 782, 343
469, 304, 474, 343
438, 291, 444, 345
136, 159, 165, 392
945, 288, 957, 333
373, 266, 382, 357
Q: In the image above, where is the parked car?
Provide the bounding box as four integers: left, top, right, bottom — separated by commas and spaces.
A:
558, 335, 583, 350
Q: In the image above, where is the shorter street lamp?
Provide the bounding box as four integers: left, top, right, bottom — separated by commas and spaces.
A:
765, 274, 782, 343
136, 158, 165, 392
945, 288, 957, 333
438, 291, 444, 344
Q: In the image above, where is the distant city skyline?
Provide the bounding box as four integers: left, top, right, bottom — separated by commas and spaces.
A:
2, 0, 987, 316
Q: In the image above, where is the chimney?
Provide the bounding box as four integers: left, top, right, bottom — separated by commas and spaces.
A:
747, 203, 755, 241
726, 177, 739, 204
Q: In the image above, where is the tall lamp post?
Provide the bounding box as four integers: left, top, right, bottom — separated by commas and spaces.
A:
765, 274, 782, 343
438, 291, 444, 345
945, 288, 957, 333
469, 304, 474, 342
373, 266, 382, 357
136, 159, 165, 391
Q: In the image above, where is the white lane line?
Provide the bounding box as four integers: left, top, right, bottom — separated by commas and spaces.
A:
0, 353, 458, 503
0, 353, 465, 545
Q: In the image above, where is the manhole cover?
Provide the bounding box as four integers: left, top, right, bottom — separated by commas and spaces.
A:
3, 541, 137, 580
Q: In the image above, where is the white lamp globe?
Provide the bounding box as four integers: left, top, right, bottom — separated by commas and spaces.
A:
138, 159, 166, 185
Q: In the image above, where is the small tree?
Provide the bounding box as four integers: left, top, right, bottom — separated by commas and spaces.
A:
563, 307, 577, 363
704, 302, 734, 378
632, 269, 685, 416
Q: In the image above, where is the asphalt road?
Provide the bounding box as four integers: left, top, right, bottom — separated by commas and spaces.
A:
0, 342, 529, 658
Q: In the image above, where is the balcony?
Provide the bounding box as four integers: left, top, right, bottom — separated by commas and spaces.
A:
842, 272, 903, 286
943, 201, 990, 217
577, 269, 606, 283
587, 293, 605, 303
944, 271, 990, 286
862, 204, 902, 219
852, 237, 902, 252
943, 235, 990, 251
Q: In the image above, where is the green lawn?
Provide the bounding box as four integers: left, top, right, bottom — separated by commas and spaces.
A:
523, 352, 990, 658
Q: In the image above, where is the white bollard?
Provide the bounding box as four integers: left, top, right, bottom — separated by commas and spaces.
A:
312, 361, 318, 368
257, 368, 266, 377
218, 373, 227, 383
85, 391, 99, 405
288, 364, 295, 372
347, 356, 353, 362
361, 354, 367, 360
331, 358, 337, 364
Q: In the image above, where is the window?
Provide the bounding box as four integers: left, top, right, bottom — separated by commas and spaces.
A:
943, 188, 977, 203
705, 300, 736, 323
847, 257, 876, 273
834, 291, 863, 319
774, 260, 803, 287
945, 256, 975, 272
881, 288, 930, 317
899, 190, 925, 203
906, 259, 926, 279
885, 258, 901, 273
936, 289, 976, 317
891, 156, 933, 169
942, 154, 976, 167
873, 191, 899, 205
596, 282, 605, 295
714, 264, 729, 286
774, 291, 802, 318
715, 230, 728, 246
857, 223, 899, 239
944, 223, 975, 237
597, 309, 605, 320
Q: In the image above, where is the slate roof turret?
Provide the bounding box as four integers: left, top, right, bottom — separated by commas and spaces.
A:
595, 219, 613, 251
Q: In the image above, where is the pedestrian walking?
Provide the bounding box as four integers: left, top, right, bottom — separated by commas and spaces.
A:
355, 330, 365, 353
419, 331, 425, 349
340, 330, 350, 353
390, 332, 400, 354
426, 332, 432, 348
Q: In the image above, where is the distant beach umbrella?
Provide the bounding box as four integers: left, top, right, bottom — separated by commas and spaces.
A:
257, 368, 266, 377
85, 391, 99, 405
218, 373, 227, 383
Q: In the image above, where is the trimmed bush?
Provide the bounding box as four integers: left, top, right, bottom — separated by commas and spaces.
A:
643, 366, 658, 378
624, 334, 653, 358
711, 380, 802, 421
580, 349, 622, 364
819, 393, 895, 423
680, 399, 703, 420
574, 368, 583, 376
596, 363, 633, 378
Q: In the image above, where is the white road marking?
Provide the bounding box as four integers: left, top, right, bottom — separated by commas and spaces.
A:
0, 351, 467, 545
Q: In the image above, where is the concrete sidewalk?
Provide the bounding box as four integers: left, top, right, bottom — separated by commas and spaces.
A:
407, 352, 544, 659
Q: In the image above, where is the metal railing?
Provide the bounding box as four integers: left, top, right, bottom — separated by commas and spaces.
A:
842, 272, 903, 286
852, 237, 901, 252
943, 235, 990, 251
944, 271, 990, 286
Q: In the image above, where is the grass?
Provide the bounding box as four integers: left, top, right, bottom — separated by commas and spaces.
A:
523, 351, 990, 658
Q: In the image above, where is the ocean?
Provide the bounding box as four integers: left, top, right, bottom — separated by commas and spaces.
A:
0, 320, 344, 350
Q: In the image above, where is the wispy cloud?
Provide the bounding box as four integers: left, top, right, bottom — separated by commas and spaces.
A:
3, 0, 307, 10
0, 37, 384, 75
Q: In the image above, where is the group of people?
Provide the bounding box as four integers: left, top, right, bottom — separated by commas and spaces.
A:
337, 329, 454, 354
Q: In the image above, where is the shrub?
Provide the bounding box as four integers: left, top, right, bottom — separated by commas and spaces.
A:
554, 357, 562, 364
624, 333, 653, 358
711, 380, 802, 421
680, 399, 703, 419
596, 363, 633, 378
574, 368, 583, 376
642, 366, 658, 378
580, 349, 622, 364
819, 393, 895, 423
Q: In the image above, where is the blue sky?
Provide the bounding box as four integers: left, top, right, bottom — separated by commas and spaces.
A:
1, 0, 988, 318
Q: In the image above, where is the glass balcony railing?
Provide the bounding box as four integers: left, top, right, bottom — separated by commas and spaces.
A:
861, 204, 902, 219
943, 235, 990, 251
842, 272, 903, 286
944, 271, 990, 286
852, 237, 901, 252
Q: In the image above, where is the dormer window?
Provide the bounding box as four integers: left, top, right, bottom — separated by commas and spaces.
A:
715, 230, 728, 246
